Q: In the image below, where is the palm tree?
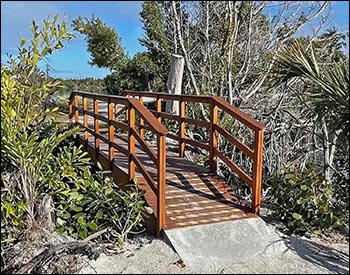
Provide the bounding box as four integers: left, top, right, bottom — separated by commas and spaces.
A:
275, 40, 349, 181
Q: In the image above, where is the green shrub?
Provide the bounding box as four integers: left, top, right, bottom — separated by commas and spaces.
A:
269, 164, 348, 235
1, 15, 150, 249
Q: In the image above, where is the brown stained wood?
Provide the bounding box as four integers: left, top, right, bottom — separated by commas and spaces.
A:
158, 112, 180, 121
179, 99, 185, 158
209, 101, 218, 172
252, 129, 264, 214
114, 103, 119, 122
128, 106, 136, 178
215, 125, 254, 159
182, 117, 210, 128
94, 97, 100, 152
131, 128, 157, 164
132, 155, 157, 194
157, 134, 166, 235
183, 138, 210, 151
215, 149, 253, 187
167, 133, 179, 142
139, 96, 145, 138
83, 97, 88, 143
110, 120, 128, 131
130, 98, 168, 135
69, 101, 73, 127
70, 91, 265, 233
156, 96, 162, 123
108, 99, 115, 164
74, 95, 79, 124
214, 96, 265, 132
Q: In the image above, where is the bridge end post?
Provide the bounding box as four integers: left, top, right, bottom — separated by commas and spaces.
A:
157, 134, 166, 235
252, 129, 264, 214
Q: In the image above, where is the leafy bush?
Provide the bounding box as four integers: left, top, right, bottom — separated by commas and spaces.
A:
269, 164, 348, 235
1, 15, 150, 250
47, 136, 150, 245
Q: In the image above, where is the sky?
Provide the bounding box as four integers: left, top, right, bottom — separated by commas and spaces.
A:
1, 1, 349, 79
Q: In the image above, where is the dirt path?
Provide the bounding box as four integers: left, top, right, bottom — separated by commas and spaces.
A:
78, 233, 349, 274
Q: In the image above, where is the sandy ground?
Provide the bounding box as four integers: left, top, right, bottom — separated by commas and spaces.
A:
78, 232, 349, 274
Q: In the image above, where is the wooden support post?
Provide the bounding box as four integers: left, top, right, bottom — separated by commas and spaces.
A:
156, 96, 162, 123
209, 99, 218, 173
94, 96, 100, 158
74, 95, 79, 124
179, 97, 185, 157
83, 97, 88, 146
128, 105, 136, 179
252, 130, 264, 214
139, 96, 145, 138
157, 134, 166, 235
115, 103, 119, 121
108, 99, 115, 168
69, 98, 73, 127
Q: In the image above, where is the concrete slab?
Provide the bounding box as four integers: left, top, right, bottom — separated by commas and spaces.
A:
164, 217, 288, 270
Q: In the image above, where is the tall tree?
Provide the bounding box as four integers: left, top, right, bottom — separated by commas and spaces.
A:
72, 16, 128, 71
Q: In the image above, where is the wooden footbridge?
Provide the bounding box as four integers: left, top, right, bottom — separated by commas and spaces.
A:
69, 91, 265, 236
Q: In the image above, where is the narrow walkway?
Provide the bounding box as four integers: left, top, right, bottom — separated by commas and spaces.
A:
88, 133, 255, 230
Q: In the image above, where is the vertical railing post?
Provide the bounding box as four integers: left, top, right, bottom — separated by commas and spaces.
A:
157, 133, 166, 235
83, 96, 88, 147
252, 129, 264, 214
108, 98, 115, 169
69, 95, 73, 127
156, 95, 162, 123
179, 97, 185, 158
94, 96, 100, 158
139, 96, 145, 138
128, 104, 136, 178
209, 99, 218, 173
74, 94, 79, 125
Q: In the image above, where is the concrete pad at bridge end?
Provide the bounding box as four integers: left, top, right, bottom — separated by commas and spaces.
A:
164, 217, 288, 270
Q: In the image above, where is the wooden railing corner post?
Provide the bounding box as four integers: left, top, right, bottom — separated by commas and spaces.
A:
157, 133, 166, 234
252, 129, 264, 214
128, 104, 136, 179
209, 99, 218, 173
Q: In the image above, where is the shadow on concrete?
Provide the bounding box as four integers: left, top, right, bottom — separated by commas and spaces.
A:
284, 235, 349, 274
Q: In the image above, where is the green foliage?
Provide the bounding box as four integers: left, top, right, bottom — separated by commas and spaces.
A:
46, 138, 149, 245
105, 52, 165, 94
1, 14, 149, 249
1, 15, 76, 227
275, 40, 349, 137
72, 16, 128, 70
269, 164, 349, 235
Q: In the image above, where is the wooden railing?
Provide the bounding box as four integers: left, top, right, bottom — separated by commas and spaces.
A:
68, 91, 168, 234
123, 91, 265, 214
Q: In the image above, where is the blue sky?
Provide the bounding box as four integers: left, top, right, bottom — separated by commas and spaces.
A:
1, 1, 349, 79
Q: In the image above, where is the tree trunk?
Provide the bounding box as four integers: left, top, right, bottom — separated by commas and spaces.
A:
166, 54, 184, 115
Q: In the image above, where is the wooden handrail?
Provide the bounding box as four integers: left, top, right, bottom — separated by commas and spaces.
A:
129, 98, 168, 135
69, 91, 168, 235
213, 96, 265, 132
123, 90, 265, 214
70, 89, 265, 229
